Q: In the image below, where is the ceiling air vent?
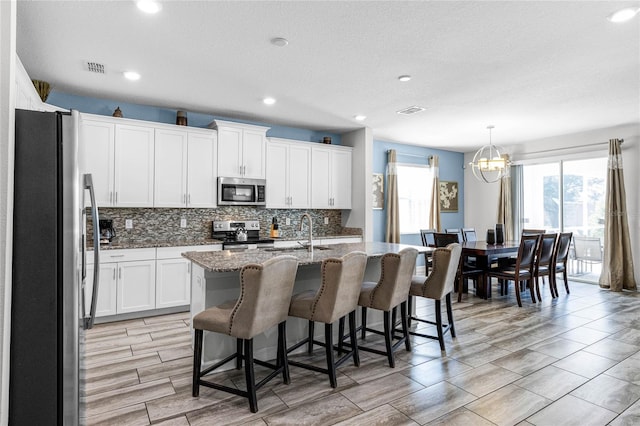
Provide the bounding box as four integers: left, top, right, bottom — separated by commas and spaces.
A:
396, 105, 426, 115
85, 62, 105, 74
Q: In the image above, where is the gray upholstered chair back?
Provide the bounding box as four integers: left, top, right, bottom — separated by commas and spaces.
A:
415, 243, 461, 300
309, 251, 368, 324
229, 255, 298, 339
366, 248, 418, 311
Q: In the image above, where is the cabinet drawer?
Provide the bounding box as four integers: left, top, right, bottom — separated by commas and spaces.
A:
89, 248, 156, 264
156, 245, 221, 259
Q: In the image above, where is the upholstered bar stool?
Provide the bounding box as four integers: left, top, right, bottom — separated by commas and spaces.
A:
357, 248, 418, 368
192, 255, 298, 413
287, 251, 368, 388
408, 243, 462, 351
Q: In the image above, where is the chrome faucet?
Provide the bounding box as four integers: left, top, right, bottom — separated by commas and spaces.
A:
299, 213, 313, 252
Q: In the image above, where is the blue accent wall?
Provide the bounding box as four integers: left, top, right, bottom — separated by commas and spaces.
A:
372, 140, 465, 253
46, 91, 343, 144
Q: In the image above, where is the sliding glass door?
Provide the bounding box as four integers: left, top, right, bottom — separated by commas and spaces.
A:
522, 157, 607, 283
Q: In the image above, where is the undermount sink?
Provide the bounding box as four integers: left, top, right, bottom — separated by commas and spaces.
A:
263, 245, 333, 252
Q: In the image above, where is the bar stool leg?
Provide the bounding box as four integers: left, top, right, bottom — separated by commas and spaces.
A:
383, 311, 395, 368
277, 321, 290, 384
435, 299, 445, 351
400, 301, 411, 351
348, 310, 360, 367
244, 339, 258, 413
446, 293, 456, 338
192, 329, 203, 397
361, 307, 368, 339
407, 296, 413, 327
325, 323, 337, 388
307, 320, 315, 354
338, 316, 345, 353
236, 338, 243, 369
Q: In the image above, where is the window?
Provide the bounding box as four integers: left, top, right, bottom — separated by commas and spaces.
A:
396, 164, 433, 233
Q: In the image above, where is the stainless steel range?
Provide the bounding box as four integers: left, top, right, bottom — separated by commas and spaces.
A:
212, 220, 274, 250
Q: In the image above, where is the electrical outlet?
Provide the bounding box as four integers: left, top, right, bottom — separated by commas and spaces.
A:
285, 218, 291, 226
324, 217, 329, 225
125, 219, 133, 229
180, 218, 187, 228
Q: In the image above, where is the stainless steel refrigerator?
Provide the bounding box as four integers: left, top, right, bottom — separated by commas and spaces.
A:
10, 109, 100, 425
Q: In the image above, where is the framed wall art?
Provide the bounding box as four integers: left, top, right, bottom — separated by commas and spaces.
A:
439, 180, 458, 212
372, 173, 384, 209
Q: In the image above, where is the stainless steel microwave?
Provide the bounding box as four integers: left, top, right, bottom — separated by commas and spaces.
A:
217, 177, 266, 206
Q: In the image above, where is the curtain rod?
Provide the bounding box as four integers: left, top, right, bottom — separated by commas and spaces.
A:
513, 139, 623, 156
387, 150, 433, 160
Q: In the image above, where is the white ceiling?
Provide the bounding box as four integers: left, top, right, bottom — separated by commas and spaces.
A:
16, 1, 640, 152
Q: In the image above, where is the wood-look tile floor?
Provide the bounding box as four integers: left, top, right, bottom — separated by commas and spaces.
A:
81, 281, 640, 425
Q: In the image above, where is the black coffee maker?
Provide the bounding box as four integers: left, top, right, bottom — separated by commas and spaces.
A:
99, 219, 116, 244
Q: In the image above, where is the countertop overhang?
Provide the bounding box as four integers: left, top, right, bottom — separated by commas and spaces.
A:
182, 242, 431, 273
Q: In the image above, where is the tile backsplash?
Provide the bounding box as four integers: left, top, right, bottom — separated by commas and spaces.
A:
89, 206, 361, 243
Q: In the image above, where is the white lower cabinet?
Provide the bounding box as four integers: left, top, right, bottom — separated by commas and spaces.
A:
85, 262, 118, 317
116, 260, 157, 314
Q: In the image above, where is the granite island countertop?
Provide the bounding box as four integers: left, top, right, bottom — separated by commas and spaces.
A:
182, 242, 430, 273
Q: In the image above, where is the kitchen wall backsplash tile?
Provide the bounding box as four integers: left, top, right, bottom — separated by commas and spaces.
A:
88, 207, 359, 244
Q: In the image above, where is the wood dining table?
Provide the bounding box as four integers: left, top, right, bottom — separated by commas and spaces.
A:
461, 240, 521, 299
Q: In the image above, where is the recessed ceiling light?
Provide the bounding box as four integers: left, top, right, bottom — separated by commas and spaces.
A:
398, 75, 411, 82
263, 97, 276, 105
271, 37, 289, 47
354, 115, 367, 121
607, 7, 640, 22
123, 71, 141, 81
137, 0, 162, 14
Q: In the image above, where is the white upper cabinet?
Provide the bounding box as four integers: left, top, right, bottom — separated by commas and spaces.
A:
81, 116, 154, 207
266, 138, 311, 209
114, 124, 155, 207
311, 145, 352, 209
154, 128, 217, 208
212, 120, 269, 179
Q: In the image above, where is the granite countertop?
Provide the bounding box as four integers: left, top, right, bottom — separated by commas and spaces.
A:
92, 239, 224, 250
91, 234, 361, 250
182, 242, 430, 273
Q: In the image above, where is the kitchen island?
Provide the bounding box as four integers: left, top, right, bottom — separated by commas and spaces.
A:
183, 242, 431, 367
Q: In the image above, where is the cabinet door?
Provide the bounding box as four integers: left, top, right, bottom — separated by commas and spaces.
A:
156, 258, 191, 308
187, 132, 216, 208
117, 260, 156, 314
331, 150, 352, 209
80, 119, 115, 207
311, 147, 331, 208
85, 262, 117, 317
154, 128, 188, 207
288, 144, 312, 208
217, 127, 243, 177
266, 141, 289, 208
114, 125, 155, 207
242, 130, 266, 178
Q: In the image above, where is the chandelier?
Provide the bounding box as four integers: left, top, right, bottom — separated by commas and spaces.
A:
469, 125, 510, 183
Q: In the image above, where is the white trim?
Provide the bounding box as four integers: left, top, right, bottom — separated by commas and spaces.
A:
0, 1, 16, 425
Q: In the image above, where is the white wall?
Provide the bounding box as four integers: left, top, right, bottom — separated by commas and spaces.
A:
341, 127, 373, 241
0, 1, 16, 424
464, 123, 640, 284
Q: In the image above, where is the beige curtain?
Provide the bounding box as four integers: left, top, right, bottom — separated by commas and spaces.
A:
385, 150, 400, 243
599, 139, 636, 291
497, 155, 513, 241
428, 155, 441, 231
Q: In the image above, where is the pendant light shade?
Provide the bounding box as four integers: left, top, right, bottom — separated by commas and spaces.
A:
469, 126, 510, 183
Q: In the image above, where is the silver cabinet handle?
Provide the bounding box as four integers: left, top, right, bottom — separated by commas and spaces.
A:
115, 192, 118, 203
118, 267, 122, 280
188, 194, 191, 204
113, 268, 116, 280
109, 254, 125, 258
109, 191, 113, 204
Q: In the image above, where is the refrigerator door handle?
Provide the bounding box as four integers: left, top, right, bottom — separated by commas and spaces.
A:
83, 173, 100, 329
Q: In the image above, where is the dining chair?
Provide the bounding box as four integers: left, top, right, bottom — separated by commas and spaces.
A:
408, 243, 462, 351
552, 232, 573, 295
521, 229, 545, 236
462, 228, 477, 242
356, 248, 418, 368
446, 228, 465, 243
533, 233, 558, 300
419, 229, 436, 275
192, 255, 299, 413
433, 233, 482, 301
487, 234, 541, 307
287, 251, 368, 388
573, 236, 603, 274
